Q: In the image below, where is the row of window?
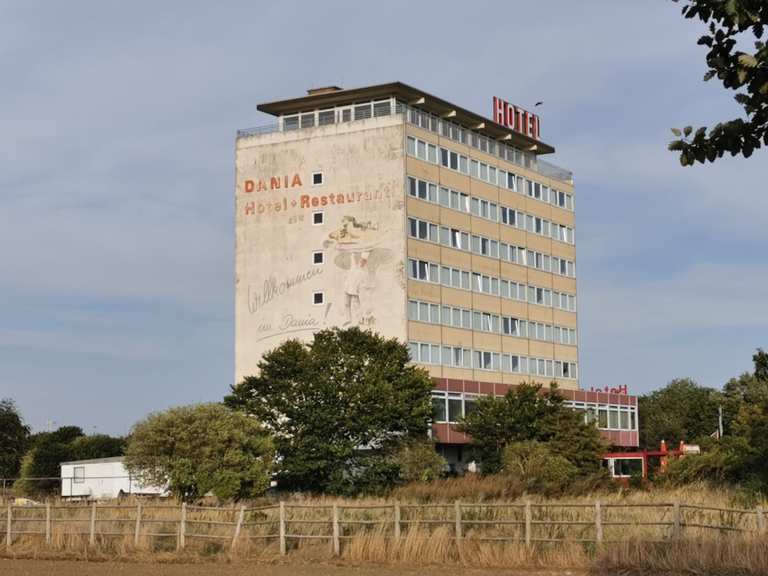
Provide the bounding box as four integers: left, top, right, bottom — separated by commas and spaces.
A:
282, 99, 400, 130
407, 258, 577, 312
406, 106, 572, 183
407, 177, 574, 246
408, 299, 578, 345
407, 216, 576, 278
409, 341, 578, 379
431, 391, 637, 430
406, 136, 574, 212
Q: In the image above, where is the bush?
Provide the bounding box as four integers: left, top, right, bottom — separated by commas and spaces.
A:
501, 441, 578, 495
394, 440, 446, 483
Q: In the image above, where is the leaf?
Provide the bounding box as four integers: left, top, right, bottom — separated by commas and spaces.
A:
704, 70, 716, 81
668, 140, 685, 151
738, 53, 759, 68
671, 128, 682, 137
684, 126, 693, 137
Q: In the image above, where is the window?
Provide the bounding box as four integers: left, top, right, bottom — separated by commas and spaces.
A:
313, 292, 324, 305
312, 251, 324, 265
432, 394, 447, 423
318, 109, 335, 126
448, 394, 463, 423
312, 211, 324, 225
283, 115, 299, 131
312, 172, 324, 186
73, 466, 85, 484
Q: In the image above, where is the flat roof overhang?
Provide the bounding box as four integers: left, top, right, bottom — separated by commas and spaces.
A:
256, 81, 555, 155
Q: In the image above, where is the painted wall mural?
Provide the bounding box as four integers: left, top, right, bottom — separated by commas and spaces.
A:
235, 120, 407, 381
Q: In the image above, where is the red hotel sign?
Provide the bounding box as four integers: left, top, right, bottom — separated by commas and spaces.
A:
492, 96, 540, 140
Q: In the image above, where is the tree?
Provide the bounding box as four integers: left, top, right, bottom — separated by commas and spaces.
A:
69, 434, 126, 461
124, 403, 273, 501
638, 378, 721, 448
0, 399, 30, 479
225, 327, 434, 495
502, 441, 578, 495
393, 440, 447, 484
669, 0, 768, 165
456, 383, 606, 475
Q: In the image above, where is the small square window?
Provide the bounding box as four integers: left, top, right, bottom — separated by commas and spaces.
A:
73, 466, 85, 484
312, 172, 324, 186
312, 251, 324, 265
312, 211, 324, 225
313, 291, 324, 305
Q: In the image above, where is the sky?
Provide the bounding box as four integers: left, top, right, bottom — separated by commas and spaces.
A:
1, 1, 766, 436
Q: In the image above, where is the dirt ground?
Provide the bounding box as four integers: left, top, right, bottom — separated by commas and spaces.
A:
0, 559, 586, 576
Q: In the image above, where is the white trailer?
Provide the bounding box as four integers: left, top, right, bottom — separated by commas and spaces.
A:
60, 456, 168, 499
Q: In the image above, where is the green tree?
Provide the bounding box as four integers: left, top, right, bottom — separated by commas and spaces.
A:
69, 434, 126, 461
638, 378, 721, 449
0, 399, 29, 479
502, 441, 578, 495
457, 383, 606, 475
124, 403, 274, 501
669, 0, 768, 165
225, 328, 434, 495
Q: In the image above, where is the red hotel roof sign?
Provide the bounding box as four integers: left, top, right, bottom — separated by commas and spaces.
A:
493, 96, 540, 141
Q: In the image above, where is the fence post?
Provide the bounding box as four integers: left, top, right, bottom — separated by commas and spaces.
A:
393, 501, 401, 541
672, 502, 681, 540
134, 502, 142, 547
278, 501, 286, 556
595, 500, 603, 544
332, 504, 340, 556
231, 505, 245, 550
5, 504, 11, 547
178, 502, 186, 550
756, 507, 766, 534
524, 501, 532, 548
89, 501, 97, 546
454, 500, 462, 541
45, 502, 51, 545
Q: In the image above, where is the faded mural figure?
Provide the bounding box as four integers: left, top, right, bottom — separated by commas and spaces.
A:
344, 251, 368, 325
326, 216, 393, 328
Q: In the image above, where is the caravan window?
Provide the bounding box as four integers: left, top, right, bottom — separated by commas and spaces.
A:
73, 466, 85, 484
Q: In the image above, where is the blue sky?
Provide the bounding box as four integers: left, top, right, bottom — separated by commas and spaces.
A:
1, 1, 765, 435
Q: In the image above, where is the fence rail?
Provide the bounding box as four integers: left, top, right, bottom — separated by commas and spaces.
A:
1, 500, 765, 555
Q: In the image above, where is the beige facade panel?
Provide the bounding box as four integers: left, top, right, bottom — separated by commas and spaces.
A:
527, 305, 555, 324
526, 269, 553, 288
500, 300, 529, 318
473, 331, 502, 352
408, 321, 441, 343
442, 326, 474, 348
528, 340, 556, 358
499, 227, 528, 247
475, 370, 502, 383
438, 168, 471, 192
472, 293, 502, 314
551, 206, 575, 227
552, 309, 577, 328
235, 118, 407, 382
442, 366, 475, 380
470, 180, 500, 203
499, 262, 529, 284
550, 242, 576, 260
406, 197, 440, 222
438, 207, 472, 231
439, 286, 474, 308
554, 344, 578, 362
501, 337, 530, 355
523, 197, 555, 220
524, 234, 553, 254
440, 246, 472, 270
552, 275, 577, 294
470, 217, 500, 238
407, 280, 441, 303
405, 156, 439, 183
470, 254, 501, 277
405, 124, 440, 146
407, 238, 441, 262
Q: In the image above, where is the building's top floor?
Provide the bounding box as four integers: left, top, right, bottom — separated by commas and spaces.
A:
240, 82, 572, 184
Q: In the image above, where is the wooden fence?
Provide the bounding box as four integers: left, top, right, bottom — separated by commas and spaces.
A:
1, 500, 765, 555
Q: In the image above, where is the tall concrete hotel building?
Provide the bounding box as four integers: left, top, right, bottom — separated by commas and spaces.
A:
235, 83, 638, 467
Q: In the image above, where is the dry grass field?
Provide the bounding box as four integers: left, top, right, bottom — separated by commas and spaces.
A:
2, 483, 766, 575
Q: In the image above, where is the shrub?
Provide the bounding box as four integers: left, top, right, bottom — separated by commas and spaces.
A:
501, 441, 577, 495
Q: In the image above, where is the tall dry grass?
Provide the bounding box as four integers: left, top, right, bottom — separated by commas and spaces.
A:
1, 484, 766, 574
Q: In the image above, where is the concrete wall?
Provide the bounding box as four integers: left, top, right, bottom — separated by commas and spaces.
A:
235, 116, 407, 382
